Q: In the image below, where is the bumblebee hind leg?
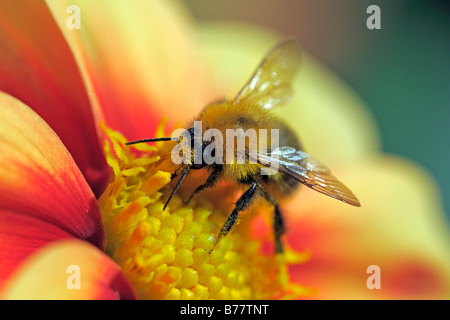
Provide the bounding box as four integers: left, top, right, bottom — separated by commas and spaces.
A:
210, 181, 258, 253
261, 188, 286, 254
273, 204, 286, 254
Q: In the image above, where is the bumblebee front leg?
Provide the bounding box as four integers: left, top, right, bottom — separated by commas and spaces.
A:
209, 181, 258, 253
184, 165, 222, 205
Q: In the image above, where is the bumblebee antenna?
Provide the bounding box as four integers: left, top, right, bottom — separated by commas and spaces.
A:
164, 164, 192, 210
125, 137, 179, 145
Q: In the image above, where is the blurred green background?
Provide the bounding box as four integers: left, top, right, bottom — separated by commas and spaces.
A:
185, 0, 450, 223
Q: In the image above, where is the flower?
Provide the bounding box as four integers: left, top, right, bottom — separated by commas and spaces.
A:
0, 91, 135, 299
98, 125, 311, 299
0, 0, 449, 300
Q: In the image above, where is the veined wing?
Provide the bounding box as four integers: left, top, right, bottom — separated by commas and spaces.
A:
252, 146, 361, 206
233, 39, 301, 110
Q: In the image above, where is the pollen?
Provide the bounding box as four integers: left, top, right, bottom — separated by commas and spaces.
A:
99, 123, 311, 300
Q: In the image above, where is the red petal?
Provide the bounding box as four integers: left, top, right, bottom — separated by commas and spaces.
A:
0, 1, 109, 196
0, 92, 104, 251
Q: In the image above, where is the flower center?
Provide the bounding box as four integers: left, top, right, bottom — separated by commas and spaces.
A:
98, 123, 311, 299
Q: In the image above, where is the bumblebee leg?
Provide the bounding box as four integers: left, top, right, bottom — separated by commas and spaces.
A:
164, 164, 192, 211
273, 204, 285, 254
184, 165, 222, 205
210, 181, 259, 253
260, 189, 285, 254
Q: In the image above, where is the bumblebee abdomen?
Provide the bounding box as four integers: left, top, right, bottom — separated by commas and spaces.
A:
261, 171, 300, 198
223, 163, 261, 182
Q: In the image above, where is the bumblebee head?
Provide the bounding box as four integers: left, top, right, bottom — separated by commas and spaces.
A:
181, 127, 213, 170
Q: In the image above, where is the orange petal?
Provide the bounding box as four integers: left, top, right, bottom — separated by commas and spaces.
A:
0, 92, 104, 249
0, 210, 74, 291
46, 0, 219, 140
284, 156, 450, 299
2, 240, 136, 299
0, 1, 110, 196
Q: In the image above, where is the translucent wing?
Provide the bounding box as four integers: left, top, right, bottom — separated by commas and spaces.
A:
233, 39, 301, 110
252, 146, 361, 206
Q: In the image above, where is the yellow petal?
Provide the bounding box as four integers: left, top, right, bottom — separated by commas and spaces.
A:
286, 156, 450, 299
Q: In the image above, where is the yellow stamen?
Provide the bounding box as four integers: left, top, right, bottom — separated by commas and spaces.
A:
99, 123, 311, 300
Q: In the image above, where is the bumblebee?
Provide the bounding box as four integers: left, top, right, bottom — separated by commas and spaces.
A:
127, 39, 360, 254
